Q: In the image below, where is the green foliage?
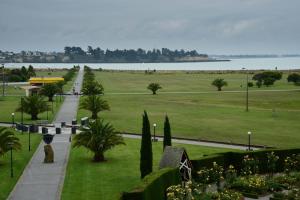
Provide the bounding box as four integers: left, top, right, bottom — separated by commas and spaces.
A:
7, 65, 36, 82
15, 95, 48, 120
241, 155, 259, 176
73, 119, 125, 162
163, 115, 171, 149
267, 152, 279, 177
147, 83, 162, 95
230, 175, 268, 195
247, 82, 254, 87
211, 78, 228, 91
140, 111, 153, 179
284, 154, 300, 175
197, 162, 224, 191
80, 95, 110, 119
81, 80, 104, 95
287, 73, 300, 85
62, 67, 78, 82
39, 83, 60, 101
253, 71, 282, 87
0, 127, 21, 156
121, 168, 181, 200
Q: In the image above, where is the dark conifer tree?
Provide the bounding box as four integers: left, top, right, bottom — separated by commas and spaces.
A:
163, 115, 172, 149
140, 111, 153, 179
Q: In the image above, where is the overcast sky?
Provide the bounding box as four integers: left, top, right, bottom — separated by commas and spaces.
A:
1, 0, 299, 54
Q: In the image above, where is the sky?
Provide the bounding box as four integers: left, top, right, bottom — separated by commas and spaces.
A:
0, 0, 300, 54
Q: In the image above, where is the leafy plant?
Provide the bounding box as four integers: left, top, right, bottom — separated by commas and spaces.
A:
147, 83, 162, 95
80, 95, 110, 119
0, 127, 21, 156
267, 151, 279, 177
241, 155, 259, 176
15, 95, 48, 120
40, 83, 60, 102
73, 119, 125, 162
211, 78, 228, 91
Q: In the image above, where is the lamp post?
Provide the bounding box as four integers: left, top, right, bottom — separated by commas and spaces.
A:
152, 123, 157, 142
11, 113, 15, 128
28, 129, 31, 152
2, 64, 4, 97
46, 105, 49, 121
248, 131, 251, 151
21, 97, 24, 134
242, 68, 249, 112
7, 142, 14, 178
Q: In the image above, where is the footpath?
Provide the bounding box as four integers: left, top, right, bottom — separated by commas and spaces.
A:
7, 67, 84, 200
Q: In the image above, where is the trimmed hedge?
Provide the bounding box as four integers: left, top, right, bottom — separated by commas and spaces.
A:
120, 168, 181, 200
191, 148, 300, 178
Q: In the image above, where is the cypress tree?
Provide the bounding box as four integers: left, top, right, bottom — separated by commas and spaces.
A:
163, 115, 172, 149
140, 111, 153, 179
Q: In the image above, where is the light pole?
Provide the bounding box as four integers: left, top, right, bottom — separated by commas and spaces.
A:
2, 64, 4, 97
11, 113, 15, 128
152, 123, 157, 142
21, 97, 24, 134
248, 131, 252, 151
8, 142, 14, 178
28, 129, 31, 151
242, 68, 249, 112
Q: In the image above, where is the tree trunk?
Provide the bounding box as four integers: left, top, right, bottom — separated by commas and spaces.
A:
93, 152, 105, 162
153, 90, 156, 95
92, 112, 98, 119
31, 114, 38, 120
49, 96, 53, 102
218, 87, 221, 91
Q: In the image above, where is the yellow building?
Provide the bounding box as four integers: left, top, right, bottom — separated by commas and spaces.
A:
29, 77, 64, 85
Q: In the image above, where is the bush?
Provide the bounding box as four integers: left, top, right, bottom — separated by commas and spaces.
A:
121, 168, 181, 200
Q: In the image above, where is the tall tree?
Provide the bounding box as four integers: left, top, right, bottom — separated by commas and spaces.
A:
80, 95, 110, 119
140, 111, 153, 179
40, 83, 60, 101
163, 115, 172, 149
15, 95, 48, 120
73, 119, 125, 162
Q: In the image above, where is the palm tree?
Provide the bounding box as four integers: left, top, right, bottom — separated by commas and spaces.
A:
16, 95, 48, 120
80, 95, 110, 119
40, 83, 60, 101
147, 83, 162, 95
0, 127, 21, 157
81, 81, 104, 96
73, 119, 125, 162
212, 78, 228, 91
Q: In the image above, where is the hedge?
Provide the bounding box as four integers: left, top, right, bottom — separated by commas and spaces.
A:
191, 148, 300, 178
120, 168, 181, 200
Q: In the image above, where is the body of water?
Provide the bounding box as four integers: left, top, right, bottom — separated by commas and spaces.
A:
4, 57, 300, 71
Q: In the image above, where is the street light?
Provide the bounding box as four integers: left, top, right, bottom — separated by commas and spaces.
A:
247, 131, 252, 151
152, 123, 157, 142
7, 142, 14, 178
28, 129, 31, 152
21, 97, 24, 134
11, 113, 15, 128
242, 68, 249, 112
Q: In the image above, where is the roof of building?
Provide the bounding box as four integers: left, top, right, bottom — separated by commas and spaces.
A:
29, 77, 64, 84
159, 146, 192, 169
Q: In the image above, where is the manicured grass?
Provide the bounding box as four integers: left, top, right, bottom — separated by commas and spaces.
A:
77, 71, 300, 148
62, 138, 230, 200
0, 131, 41, 200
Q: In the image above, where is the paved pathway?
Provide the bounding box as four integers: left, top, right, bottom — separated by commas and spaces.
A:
122, 134, 261, 151
8, 68, 83, 200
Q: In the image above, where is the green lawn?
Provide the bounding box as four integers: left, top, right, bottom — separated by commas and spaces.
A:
62, 138, 230, 200
0, 131, 41, 200
77, 71, 300, 148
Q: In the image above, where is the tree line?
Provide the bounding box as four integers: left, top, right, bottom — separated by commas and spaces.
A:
64, 46, 208, 63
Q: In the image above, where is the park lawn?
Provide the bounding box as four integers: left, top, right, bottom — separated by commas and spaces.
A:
0, 131, 41, 200
62, 138, 231, 200
77, 71, 300, 148
0, 96, 64, 123
94, 71, 298, 93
